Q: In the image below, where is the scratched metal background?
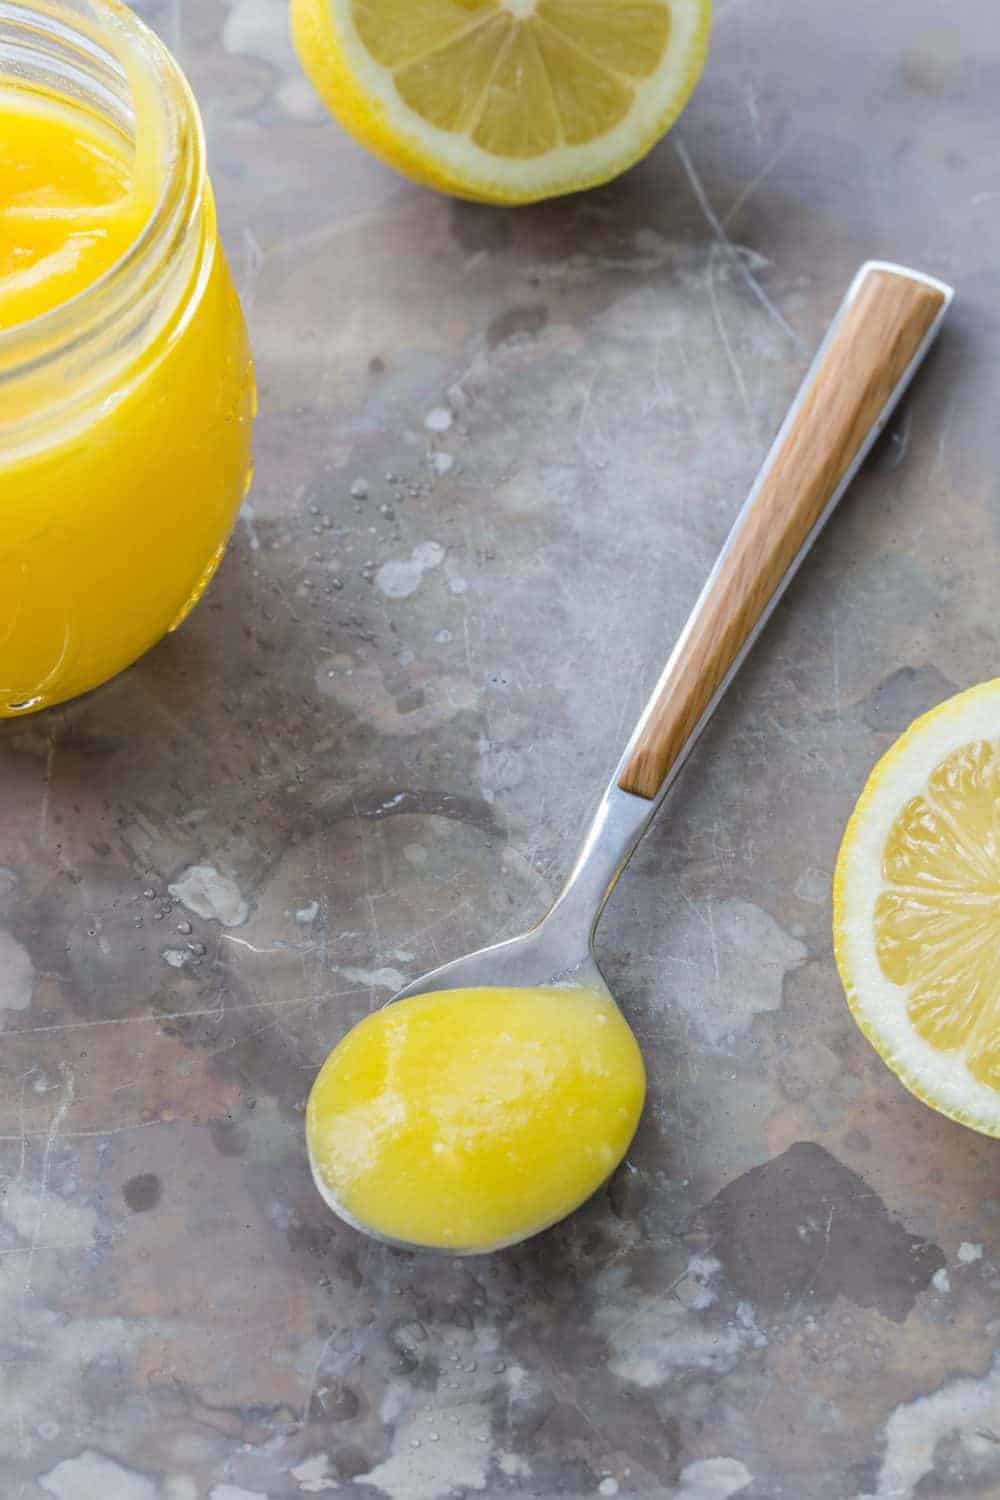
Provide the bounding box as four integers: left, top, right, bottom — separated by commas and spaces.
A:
1, 1, 999, 1496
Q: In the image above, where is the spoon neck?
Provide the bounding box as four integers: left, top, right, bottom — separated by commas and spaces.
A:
545, 782, 656, 947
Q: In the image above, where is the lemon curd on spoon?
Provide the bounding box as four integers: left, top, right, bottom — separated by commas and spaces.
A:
307, 986, 646, 1251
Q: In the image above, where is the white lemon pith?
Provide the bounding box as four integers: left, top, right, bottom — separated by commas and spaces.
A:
834, 679, 1000, 1135
291, 0, 711, 203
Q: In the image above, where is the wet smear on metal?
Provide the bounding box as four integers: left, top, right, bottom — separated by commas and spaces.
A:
697, 1142, 944, 1321
122, 1173, 162, 1213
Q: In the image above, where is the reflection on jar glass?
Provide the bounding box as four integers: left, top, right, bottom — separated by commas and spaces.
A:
0, 0, 256, 717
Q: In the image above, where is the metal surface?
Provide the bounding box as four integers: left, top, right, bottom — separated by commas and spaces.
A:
1, 2, 998, 1495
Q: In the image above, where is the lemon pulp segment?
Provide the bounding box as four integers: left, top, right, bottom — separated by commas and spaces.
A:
875, 739, 1000, 1081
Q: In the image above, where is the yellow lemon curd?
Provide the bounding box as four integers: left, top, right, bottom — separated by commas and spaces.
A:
0, 74, 253, 715
0, 89, 143, 325
307, 986, 646, 1251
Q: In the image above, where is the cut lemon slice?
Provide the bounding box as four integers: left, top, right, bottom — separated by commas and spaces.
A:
291, 0, 711, 203
834, 679, 1000, 1135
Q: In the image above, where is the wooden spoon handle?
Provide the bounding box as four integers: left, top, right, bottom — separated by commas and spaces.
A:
617, 262, 950, 802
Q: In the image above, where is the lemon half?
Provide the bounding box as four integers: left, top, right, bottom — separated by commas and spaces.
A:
291, 0, 711, 204
834, 679, 1000, 1136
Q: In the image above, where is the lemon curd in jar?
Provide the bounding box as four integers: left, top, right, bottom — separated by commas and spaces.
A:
0, 1, 255, 716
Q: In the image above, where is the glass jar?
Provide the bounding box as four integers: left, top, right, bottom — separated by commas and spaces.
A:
0, 0, 255, 716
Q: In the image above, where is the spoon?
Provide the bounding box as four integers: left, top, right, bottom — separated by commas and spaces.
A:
310, 261, 952, 1251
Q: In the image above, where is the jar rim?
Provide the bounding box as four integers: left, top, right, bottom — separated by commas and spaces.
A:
0, 0, 205, 384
